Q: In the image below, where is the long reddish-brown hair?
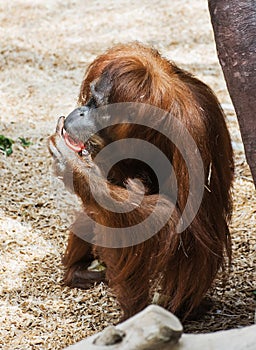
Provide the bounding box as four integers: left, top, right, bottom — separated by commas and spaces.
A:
58, 42, 234, 320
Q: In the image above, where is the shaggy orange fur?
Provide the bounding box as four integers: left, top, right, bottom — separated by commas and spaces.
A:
49, 42, 234, 320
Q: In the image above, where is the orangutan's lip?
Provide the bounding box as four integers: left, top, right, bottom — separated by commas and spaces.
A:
62, 128, 85, 153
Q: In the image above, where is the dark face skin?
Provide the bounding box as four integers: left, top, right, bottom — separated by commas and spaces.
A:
63, 106, 104, 156
62, 74, 112, 156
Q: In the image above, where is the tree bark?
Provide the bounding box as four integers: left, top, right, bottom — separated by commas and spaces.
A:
208, 0, 256, 186
64, 305, 256, 350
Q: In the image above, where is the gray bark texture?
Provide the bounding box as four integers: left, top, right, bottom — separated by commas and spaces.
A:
65, 305, 256, 350
208, 0, 256, 186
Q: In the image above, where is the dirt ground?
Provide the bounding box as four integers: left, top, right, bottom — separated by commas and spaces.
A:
0, 0, 255, 349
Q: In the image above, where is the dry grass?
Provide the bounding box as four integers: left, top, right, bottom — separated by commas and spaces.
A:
0, 0, 255, 349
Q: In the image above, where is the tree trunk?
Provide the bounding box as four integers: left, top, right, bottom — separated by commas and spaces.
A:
64, 305, 256, 350
208, 0, 256, 186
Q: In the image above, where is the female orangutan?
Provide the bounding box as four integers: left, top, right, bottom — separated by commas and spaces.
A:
48, 42, 234, 321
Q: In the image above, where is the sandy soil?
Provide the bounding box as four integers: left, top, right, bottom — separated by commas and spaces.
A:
0, 1, 255, 349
